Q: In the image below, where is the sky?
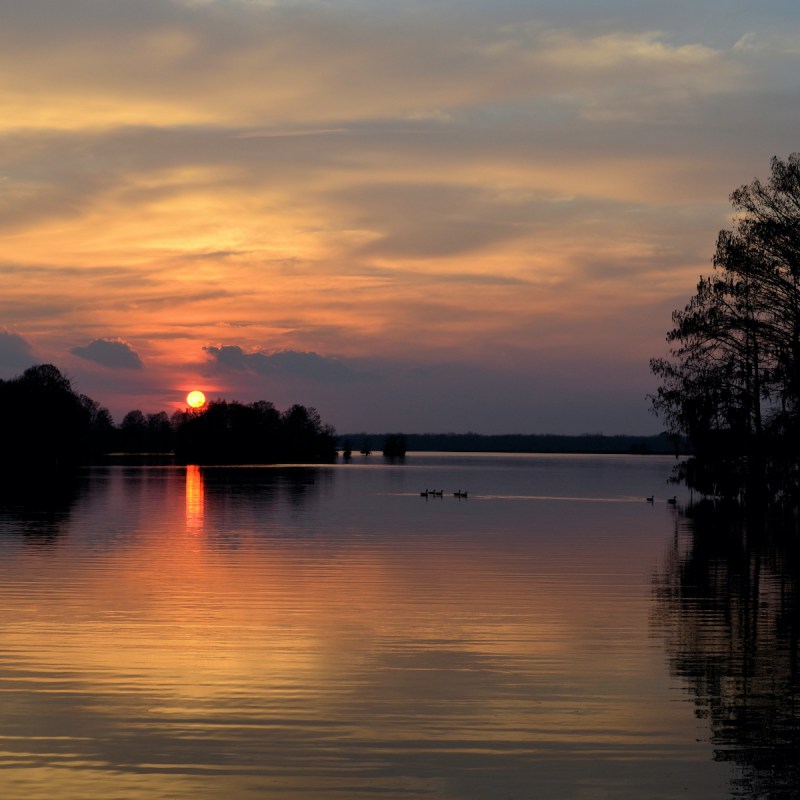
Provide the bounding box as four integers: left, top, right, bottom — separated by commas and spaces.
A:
2, 0, 799, 435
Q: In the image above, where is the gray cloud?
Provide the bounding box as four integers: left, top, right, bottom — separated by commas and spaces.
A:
71, 338, 144, 369
1, 1, 791, 136
0, 329, 36, 374
204, 345, 378, 384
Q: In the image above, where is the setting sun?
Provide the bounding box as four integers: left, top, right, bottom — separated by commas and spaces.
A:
186, 390, 206, 409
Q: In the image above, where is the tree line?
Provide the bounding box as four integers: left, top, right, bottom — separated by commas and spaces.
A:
342, 432, 675, 459
342, 431, 683, 455
0, 364, 337, 472
651, 154, 800, 506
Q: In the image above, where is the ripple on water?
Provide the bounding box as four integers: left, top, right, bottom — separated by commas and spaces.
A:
0, 457, 729, 799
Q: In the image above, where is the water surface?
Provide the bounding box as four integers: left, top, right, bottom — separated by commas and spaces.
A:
0, 453, 779, 799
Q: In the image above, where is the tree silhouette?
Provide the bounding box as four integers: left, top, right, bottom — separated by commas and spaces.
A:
381, 433, 407, 458
651, 154, 800, 505
0, 364, 111, 473
120, 409, 148, 452
173, 399, 336, 464
278, 404, 336, 462
80, 394, 116, 454
0, 363, 338, 467
146, 411, 172, 452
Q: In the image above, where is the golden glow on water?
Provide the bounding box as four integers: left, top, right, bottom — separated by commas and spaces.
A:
185, 464, 205, 532
0, 457, 730, 799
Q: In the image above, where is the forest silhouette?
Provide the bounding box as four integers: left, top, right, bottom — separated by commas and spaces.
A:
0, 364, 337, 471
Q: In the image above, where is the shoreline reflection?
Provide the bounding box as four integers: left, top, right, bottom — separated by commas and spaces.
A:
0, 472, 86, 544
653, 502, 800, 799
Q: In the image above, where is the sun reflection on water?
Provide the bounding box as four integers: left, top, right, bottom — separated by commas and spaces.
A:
185, 464, 205, 532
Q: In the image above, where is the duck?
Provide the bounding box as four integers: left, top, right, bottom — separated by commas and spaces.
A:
667, 495, 677, 505
646, 495, 654, 503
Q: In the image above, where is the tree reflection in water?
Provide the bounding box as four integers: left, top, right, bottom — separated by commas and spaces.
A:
0, 473, 86, 545
652, 502, 800, 800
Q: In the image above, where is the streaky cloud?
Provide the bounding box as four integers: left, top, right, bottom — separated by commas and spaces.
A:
234, 127, 348, 139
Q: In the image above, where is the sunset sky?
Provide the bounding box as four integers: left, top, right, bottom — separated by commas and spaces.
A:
2, 0, 799, 434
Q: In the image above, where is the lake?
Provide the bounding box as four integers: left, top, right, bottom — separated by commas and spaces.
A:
0, 453, 796, 799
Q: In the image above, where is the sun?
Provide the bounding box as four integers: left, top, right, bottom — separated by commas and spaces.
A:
186, 390, 206, 409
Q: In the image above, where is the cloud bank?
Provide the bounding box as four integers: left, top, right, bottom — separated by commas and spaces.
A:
204, 345, 377, 384
71, 339, 144, 369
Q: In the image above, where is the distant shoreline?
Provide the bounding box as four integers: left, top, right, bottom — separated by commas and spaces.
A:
339, 432, 685, 456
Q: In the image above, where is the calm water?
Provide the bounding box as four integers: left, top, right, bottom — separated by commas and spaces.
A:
0, 453, 796, 799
